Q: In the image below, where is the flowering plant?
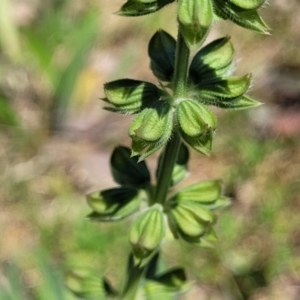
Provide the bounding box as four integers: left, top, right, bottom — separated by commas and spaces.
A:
67, 1, 269, 298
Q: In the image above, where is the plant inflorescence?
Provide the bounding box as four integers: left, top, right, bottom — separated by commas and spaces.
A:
67, 0, 269, 298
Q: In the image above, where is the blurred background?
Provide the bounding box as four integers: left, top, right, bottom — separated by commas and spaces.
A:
0, 0, 300, 299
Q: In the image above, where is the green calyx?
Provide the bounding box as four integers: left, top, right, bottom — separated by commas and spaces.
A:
176, 99, 217, 155
86, 187, 142, 221
129, 205, 166, 265
117, 0, 175, 16
129, 100, 173, 160
103, 79, 162, 114
212, 0, 269, 33
148, 30, 176, 82
110, 146, 151, 189
167, 180, 230, 242
178, 0, 213, 48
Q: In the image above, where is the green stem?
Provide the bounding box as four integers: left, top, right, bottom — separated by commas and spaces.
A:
121, 263, 145, 300
155, 133, 181, 205
172, 29, 190, 99
155, 30, 190, 205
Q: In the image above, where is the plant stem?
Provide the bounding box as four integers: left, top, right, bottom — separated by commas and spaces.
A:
155, 132, 181, 205
155, 30, 190, 205
121, 264, 145, 300
172, 30, 190, 99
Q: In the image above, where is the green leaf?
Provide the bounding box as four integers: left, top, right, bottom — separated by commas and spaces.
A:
110, 146, 151, 189
103, 79, 162, 114
178, 0, 213, 48
148, 30, 176, 82
170, 180, 222, 204
86, 187, 141, 221
156, 143, 189, 186
213, 0, 269, 33
189, 36, 235, 81
117, 0, 175, 17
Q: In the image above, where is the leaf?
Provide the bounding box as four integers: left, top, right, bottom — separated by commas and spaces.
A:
148, 30, 176, 81
103, 79, 162, 113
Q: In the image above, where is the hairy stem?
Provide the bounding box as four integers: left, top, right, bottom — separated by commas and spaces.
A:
155, 30, 190, 205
